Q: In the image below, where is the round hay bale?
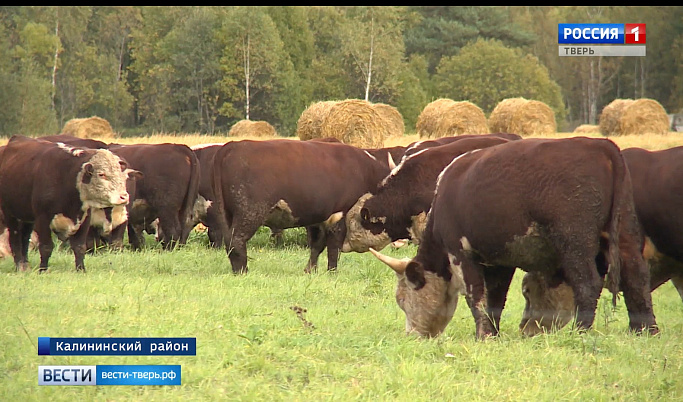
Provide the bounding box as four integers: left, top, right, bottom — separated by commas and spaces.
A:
573, 124, 600, 134
319, 99, 388, 148
228, 119, 277, 137
489, 97, 556, 136
599, 99, 634, 136
61, 116, 116, 139
296, 101, 339, 141
416, 98, 454, 138
372, 103, 405, 137
416, 99, 489, 138
601, 98, 669, 136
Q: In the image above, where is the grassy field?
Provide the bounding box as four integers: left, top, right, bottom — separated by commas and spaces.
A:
1, 131, 683, 401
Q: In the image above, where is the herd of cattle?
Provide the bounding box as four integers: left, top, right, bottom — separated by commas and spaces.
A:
1, 132, 681, 340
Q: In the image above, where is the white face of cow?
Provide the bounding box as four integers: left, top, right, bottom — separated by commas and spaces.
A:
343, 193, 393, 253
370, 248, 464, 337
76, 150, 130, 209
519, 272, 576, 336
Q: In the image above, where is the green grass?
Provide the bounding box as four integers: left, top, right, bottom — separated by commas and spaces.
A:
1, 227, 682, 401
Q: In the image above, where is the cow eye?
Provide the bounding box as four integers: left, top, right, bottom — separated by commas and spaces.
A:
98, 172, 107, 178
360, 207, 370, 222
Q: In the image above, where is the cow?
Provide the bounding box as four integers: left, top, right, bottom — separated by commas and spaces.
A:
187, 143, 225, 247
343, 135, 517, 253
211, 139, 391, 273
368, 137, 658, 339
34, 134, 143, 252
107, 143, 200, 250
0, 135, 131, 272
519, 145, 683, 336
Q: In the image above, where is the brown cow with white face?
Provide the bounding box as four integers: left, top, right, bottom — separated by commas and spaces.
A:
520, 145, 683, 336
370, 137, 658, 339
0, 135, 130, 271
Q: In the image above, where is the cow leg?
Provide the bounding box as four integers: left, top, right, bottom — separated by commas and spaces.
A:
224, 215, 262, 274
561, 254, 602, 332
108, 222, 126, 251
34, 219, 54, 273
618, 243, 658, 334
207, 226, 223, 248
204, 208, 223, 248
305, 225, 326, 273
158, 213, 182, 250
69, 218, 91, 272
325, 220, 346, 272
459, 257, 497, 339
270, 228, 284, 247
7, 219, 32, 271
483, 266, 516, 335
127, 221, 145, 250
671, 275, 683, 302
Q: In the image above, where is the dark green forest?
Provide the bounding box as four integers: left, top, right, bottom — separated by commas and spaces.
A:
1, 6, 681, 136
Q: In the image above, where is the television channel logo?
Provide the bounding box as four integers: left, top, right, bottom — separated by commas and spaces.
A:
558, 23, 646, 57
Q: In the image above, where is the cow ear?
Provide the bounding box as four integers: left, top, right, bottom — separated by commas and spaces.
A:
82, 163, 94, 184
127, 169, 143, 181
405, 261, 426, 290
360, 207, 370, 222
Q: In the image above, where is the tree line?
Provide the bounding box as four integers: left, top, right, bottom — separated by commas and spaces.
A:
1, 6, 681, 137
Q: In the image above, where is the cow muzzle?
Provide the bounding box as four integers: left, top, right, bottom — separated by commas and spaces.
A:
114, 192, 130, 206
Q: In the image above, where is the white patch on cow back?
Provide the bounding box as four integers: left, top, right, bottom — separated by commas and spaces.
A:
191, 143, 224, 150
50, 212, 88, 237
56, 142, 85, 156
363, 150, 377, 161
381, 148, 429, 187
434, 149, 482, 196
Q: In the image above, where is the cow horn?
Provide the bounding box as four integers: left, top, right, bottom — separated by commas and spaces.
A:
369, 247, 410, 274
325, 211, 344, 227
387, 153, 397, 170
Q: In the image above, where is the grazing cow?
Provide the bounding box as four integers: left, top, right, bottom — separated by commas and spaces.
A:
520, 145, 683, 335
212, 139, 391, 273
107, 143, 200, 250
343, 135, 516, 253
369, 137, 658, 339
0, 135, 131, 271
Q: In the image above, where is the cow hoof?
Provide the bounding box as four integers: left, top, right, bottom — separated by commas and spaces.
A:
16, 262, 31, 272
38, 268, 48, 274
632, 323, 659, 336
232, 267, 248, 275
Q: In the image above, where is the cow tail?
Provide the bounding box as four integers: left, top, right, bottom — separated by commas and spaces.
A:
211, 144, 231, 247
604, 141, 629, 307
180, 146, 201, 243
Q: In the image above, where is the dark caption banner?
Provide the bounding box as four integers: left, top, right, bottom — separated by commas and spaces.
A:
38, 337, 196, 356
